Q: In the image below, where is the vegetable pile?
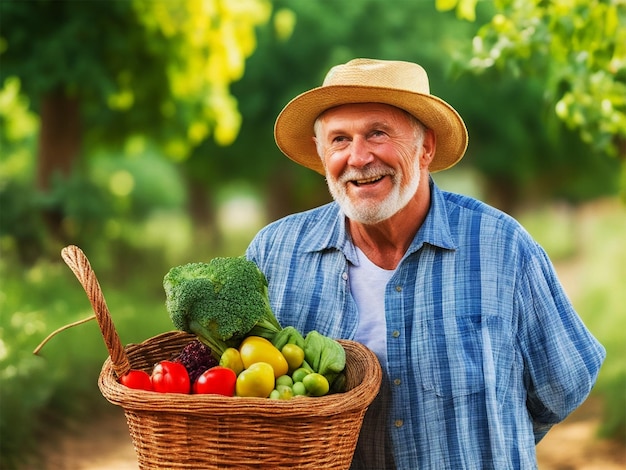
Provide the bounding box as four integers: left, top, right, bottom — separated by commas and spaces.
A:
118, 256, 347, 399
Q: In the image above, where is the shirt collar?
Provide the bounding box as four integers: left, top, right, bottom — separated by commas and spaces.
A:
300, 177, 457, 260
408, 177, 457, 253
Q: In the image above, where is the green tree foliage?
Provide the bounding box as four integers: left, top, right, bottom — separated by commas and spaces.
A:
0, 0, 270, 156
0, 78, 44, 262
438, 0, 626, 195
0, 0, 270, 254
2, 0, 622, 256
194, 0, 483, 220
192, 0, 619, 217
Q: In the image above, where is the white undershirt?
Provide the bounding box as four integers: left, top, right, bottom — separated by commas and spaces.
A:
350, 247, 396, 367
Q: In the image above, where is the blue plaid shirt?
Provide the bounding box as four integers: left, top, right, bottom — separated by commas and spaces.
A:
246, 180, 605, 469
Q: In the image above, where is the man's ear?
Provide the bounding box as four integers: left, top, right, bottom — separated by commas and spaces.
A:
421, 128, 436, 169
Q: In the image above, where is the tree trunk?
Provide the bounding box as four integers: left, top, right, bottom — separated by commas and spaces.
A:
265, 166, 329, 222
484, 176, 520, 215
37, 89, 82, 239
37, 90, 81, 189
265, 167, 297, 222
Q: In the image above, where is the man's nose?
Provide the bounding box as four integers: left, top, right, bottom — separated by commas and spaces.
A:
347, 136, 374, 167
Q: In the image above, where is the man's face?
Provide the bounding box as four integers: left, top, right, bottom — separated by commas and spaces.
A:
314, 103, 425, 225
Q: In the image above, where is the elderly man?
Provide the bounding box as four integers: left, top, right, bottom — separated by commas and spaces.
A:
246, 59, 605, 469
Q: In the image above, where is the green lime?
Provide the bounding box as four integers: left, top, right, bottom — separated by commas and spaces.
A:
281, 343, 305, 370
276, 375, 294, 388
276, 384, 294, 400
303, 373, 329, 397
292, 381, 307, 396
291, 367, 311, 383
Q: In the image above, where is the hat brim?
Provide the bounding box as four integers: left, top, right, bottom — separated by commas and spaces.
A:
274, 85, 468, 175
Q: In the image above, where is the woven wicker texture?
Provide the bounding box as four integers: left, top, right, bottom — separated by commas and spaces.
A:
62, 245, 383, 469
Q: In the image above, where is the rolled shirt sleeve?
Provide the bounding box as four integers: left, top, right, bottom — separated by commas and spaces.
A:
515, 243, 606, 442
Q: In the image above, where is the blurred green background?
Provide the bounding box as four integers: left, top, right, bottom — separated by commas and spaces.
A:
1, 0, 624, 468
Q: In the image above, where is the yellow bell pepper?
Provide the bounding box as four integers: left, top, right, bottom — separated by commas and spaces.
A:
219, 347, 245, 376
235, 362, 275, 397
239, 336, 289, 378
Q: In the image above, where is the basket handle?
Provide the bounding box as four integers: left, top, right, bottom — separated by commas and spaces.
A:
61, 245, 131, 378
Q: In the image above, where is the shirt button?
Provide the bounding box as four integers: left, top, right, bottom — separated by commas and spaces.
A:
392, 330, 400, 338
342, 272, 348, 280
394, 419, 403, 428
394, 378, 401, 386
395, 285, 402, 292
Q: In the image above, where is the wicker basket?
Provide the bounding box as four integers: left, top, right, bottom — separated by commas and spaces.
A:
62, 245, 382, 469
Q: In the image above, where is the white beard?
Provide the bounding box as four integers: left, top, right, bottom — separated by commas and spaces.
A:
326, 153, 422, 225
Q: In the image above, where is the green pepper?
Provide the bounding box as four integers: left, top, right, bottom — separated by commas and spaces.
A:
272, 326, 305, 351
303, 330, 346, 389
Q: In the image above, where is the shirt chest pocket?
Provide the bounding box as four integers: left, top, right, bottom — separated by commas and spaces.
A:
413, 314, 486, 399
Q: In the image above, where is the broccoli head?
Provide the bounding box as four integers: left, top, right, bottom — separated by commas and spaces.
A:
163, 256, 282, 358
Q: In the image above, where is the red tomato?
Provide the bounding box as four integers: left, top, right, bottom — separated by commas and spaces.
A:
193, 366, 237, 396
151, 360, 190, 394
119, 369, 153, 391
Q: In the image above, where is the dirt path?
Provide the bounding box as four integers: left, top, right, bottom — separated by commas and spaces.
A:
36, 405, 138, 470
536, 397, 625, 469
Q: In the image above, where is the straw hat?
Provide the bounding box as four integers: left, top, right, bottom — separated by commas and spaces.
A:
274, 58, 468, 175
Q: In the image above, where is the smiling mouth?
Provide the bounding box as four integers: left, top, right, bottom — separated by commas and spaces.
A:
351, 176, 384, 186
